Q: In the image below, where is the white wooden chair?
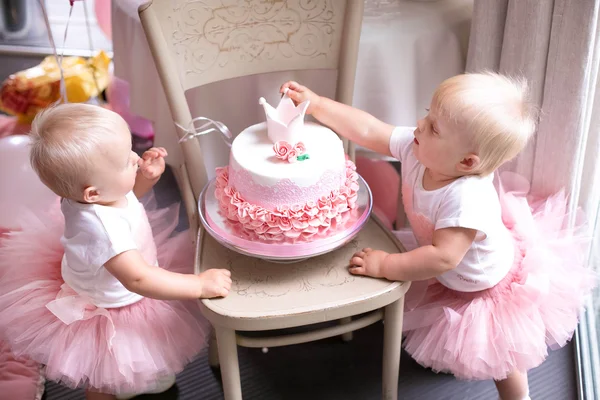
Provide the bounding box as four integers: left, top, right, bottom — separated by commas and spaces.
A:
139, 1, 411, 399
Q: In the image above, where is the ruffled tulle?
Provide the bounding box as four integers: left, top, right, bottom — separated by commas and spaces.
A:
400, 172, 597, 381
0, 194, 209, 394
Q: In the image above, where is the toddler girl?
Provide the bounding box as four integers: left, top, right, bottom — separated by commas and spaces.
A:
281, 74, 595, 400
0, 104, 231, 400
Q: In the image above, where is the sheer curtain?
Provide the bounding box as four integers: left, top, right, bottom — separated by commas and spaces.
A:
466, 1, 600, 398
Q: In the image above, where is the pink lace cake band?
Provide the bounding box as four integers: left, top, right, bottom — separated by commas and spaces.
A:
215, 160, 360, 242
227, 164, 348, 210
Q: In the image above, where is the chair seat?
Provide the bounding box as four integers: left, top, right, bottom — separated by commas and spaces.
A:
198, 217, 410, 331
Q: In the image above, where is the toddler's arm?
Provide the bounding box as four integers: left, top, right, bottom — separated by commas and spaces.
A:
105, 250, 232, 300
350, 227, 477, 281
281, 81, 395, 157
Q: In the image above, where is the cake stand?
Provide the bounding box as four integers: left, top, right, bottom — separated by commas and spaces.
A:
198, 175, 373, 262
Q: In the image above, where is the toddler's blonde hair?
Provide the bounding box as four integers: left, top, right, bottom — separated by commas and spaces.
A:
29, 103, 128, 199
433, 72, 539, 175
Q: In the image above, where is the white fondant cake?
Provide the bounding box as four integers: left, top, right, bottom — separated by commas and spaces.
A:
228, 121, 347, 210
214, 91, 359, 242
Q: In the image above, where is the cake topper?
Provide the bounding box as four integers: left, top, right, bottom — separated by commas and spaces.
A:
259, 88, 310, 144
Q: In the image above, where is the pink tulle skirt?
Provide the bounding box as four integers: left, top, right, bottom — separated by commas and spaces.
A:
0, 195, 209, 394
401, 172, 597, 381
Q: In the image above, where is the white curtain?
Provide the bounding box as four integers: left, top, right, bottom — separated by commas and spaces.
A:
467, 0, 600, 396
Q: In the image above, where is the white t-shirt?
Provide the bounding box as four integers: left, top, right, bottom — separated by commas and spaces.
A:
390, 126, 514, 292
60, 191, 158, 308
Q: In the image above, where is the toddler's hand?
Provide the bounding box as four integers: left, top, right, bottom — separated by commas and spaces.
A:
138, 147, 167, 181
280, 81, 321, 115
199, 268, 232, 298
349, 248, 389, 279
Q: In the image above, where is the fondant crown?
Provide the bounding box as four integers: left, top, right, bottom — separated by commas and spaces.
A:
259, 88, 310, 144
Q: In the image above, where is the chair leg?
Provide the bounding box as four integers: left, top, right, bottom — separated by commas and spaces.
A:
215, 326, 242, 400
208, 327, 220, 368
382, 297, 404, 400
340, 317, 353, 342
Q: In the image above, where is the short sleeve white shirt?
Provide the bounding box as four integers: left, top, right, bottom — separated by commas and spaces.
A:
389, 127, 514, 292
60, 191, 158, 307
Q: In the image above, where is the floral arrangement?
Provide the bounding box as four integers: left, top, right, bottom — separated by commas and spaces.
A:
273, 140, 309, 163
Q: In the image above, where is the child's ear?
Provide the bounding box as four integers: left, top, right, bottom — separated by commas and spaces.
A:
457, 154, 480, 173
82, 186, 100, 203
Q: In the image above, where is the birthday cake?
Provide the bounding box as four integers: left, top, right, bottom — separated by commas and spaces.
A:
214, 90, 359, 242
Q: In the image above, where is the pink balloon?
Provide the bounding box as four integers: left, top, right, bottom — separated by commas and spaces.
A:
356, 156, 400, 230
0, 136, 58, 230
95, 0, 112, 40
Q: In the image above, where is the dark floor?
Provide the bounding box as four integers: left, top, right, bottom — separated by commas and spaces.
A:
43, 166, 579, 400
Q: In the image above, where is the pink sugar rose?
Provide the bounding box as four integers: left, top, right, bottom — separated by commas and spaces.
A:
269, 233, 286, 242
267, 226, 283, 235
290, 204, 304, 219
254, 208, 269, 222
294, 142, 306, 155
317, 196, 332, 211
255, 224, 270, 235
224, 186, 235, 198
237, 204, 250, 219
328, 189, 340, 202
319, 225, 330, 235
216, 168, 229, 187
304, 202, 319, 217
287, 149, 299, 163
273, 141, 292, 160
265, 215, 279, 228
308, 217, 322, 227
233, 191, 245, 203
292, 219, 309, 230
274, 205, 290, 218
284, 229, 302, 239
304, 225, 318, 234
278, 217, 293, 231
245, 204, 258, 219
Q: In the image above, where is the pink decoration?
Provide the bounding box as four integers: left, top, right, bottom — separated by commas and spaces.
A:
94, 0, 112, 41
273, 140, 292, 160
229, 166, 347, 210
259, 88, 310, 144
294, 142, 306, 154
287, 149, 299, 163
105, 77, 154, 140
0, 136, 58, 230
214, 160, 359, 242
356, 155, 400, 230
273, 140, 306, 163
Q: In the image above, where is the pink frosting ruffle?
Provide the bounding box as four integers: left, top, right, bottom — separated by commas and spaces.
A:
215, 160, 360, 242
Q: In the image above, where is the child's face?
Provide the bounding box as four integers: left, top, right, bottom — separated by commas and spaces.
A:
86, 124, 140, 204
412, 104, 472, 177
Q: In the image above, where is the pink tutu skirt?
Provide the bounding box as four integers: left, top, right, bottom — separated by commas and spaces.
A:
401, 172, 597, 381
0, 195, 209, 394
